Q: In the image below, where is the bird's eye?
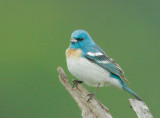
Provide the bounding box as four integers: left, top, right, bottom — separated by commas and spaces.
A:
76, 38, 84, 41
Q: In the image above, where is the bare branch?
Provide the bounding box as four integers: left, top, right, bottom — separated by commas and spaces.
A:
129, 99, 153, 118
57, 67, 112, 118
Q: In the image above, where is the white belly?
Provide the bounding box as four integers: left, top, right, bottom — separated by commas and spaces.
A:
66, 57, 121, 88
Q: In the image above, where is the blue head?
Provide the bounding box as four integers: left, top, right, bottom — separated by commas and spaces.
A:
68, 30, 95, 49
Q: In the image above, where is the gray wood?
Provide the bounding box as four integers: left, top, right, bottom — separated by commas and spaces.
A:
57, 67, 112, 118
129, 99, 153, 118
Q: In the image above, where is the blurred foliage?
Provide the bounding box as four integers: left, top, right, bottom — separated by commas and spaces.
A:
0, 0, 160, 118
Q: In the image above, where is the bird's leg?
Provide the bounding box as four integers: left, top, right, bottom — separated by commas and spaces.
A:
87, 83, 100, 102
72, 80, 83, 88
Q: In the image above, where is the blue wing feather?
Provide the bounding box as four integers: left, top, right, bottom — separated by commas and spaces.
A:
82, 45, 128, 82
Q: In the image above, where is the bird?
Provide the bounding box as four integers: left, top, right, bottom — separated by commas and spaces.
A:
66, 29, 142, 101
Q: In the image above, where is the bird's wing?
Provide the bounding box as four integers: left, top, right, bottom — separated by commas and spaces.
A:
84, 47, 129, 82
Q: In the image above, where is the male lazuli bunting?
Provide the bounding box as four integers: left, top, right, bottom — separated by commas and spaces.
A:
66, 30, 142, 101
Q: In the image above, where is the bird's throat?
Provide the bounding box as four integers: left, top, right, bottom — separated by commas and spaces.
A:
66, 49, 82, 58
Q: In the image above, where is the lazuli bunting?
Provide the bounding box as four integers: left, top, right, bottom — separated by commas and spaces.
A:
66, 30, 142, 101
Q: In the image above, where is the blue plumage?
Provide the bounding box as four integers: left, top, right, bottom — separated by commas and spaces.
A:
111, 74, 142, 101
66, 29, 142, 101
83, 46, 127, 82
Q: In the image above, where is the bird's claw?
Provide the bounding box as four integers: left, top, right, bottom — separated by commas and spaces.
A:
72, 80, 83, 88
87, 93, 95, 102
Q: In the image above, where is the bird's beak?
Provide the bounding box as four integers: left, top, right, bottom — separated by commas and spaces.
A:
70, 38, 77, 43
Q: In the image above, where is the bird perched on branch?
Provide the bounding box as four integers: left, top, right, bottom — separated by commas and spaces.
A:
66, 29, 142, 101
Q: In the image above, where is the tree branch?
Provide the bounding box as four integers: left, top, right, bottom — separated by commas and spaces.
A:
57, 67, 153, 118
57, 67, 112, 118
129, 99, 153, 118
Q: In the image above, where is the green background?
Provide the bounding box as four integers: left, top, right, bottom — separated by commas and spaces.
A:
0, 0, 159, 118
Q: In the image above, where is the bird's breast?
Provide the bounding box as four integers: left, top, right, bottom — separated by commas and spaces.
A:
66, 48, 82, 58
66, 54, 121, 88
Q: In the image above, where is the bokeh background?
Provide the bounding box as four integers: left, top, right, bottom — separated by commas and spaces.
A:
0, 0, 160, 118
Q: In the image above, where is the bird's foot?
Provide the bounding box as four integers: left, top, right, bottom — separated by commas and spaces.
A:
87, 93, 95, 102
72, 80, 83, 88
87, 83, 100, 102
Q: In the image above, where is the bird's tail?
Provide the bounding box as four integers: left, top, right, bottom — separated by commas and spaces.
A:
121, 82, 142, 101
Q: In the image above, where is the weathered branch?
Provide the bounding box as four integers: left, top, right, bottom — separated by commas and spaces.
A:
129, 99, 153, 118
57, 67, 112, 118
57, 67, 153, 118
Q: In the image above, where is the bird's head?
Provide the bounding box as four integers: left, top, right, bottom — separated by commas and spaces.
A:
69, 30, 94, 49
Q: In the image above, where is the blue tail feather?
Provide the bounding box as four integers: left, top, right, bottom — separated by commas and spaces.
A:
111, 74, 142, 101
122, 84, 142, 101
